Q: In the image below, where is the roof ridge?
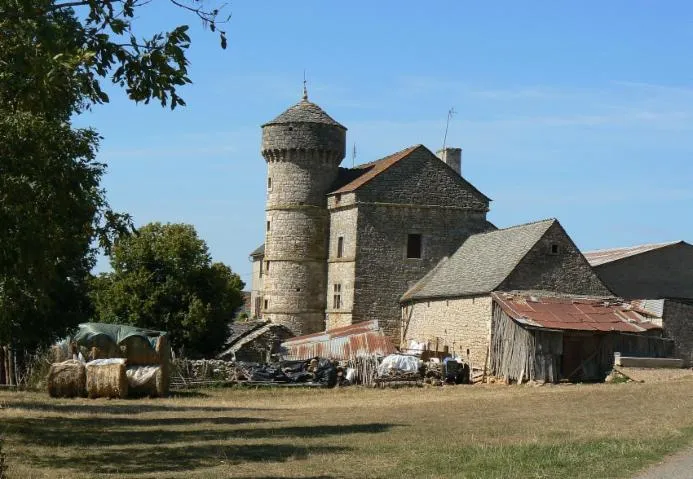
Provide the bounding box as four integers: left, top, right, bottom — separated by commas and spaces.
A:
352, 144, 424, 170
473, 218, 556, 237
584, 241, 680, 254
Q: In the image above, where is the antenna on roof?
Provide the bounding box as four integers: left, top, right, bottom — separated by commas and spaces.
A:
352, 143, 357, 167
442, 107, 457, 152
302, 70, 308, 101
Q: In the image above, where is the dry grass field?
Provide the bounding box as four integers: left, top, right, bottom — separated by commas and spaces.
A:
1, 378, 693, 478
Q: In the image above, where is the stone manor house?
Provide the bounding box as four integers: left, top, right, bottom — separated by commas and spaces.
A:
248, 92, 693, 373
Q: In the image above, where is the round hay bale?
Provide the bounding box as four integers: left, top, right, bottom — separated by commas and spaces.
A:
155, 335, 170, 395
86, 359, 128, 399
121, 335, 159, 366
47, 360, 86, 398
126, 365, 168, 397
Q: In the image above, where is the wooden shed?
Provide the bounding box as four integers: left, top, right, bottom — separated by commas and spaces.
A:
489, 292, 674, 383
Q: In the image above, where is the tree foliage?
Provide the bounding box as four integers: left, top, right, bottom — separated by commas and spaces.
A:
92, 223, 245, 357
0, 0, 228, 348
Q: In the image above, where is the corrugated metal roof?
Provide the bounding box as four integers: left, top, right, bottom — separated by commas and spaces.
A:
631, 299, 665, 317
583, 241, 680, 266
281, 320, 396, 360
492, 292, 662, 333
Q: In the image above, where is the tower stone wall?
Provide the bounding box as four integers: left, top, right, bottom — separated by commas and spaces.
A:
260, 100, 346, 335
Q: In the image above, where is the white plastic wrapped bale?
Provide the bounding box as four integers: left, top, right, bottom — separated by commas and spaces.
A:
126, 365, 164, 397
377, 354, 422, 377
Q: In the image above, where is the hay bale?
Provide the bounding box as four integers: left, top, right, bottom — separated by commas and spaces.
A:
121, 335, 159, 366
126, 365, 167, 397
86, 358, 128, 399
47, 360, 86, 398
155, 335, 170, 395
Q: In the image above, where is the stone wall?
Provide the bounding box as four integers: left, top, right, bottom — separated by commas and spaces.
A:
326, 206, 358, 330
354, 203, 493, 339
499, 222, 612, 296
663, 299, 693, 366
403, 295, 493, 369
250, 256, 264, 319
355, 146, 489, 210
593, 243, 693, 300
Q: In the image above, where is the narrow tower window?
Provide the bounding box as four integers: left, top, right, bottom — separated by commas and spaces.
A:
266, 221, 271, 232
265, 261, 270, 273
333, 284, 342, 309
267, 177, 272, 190
337, 236, 344, 258
264, 299, 269, 310
407, 234, 422, 259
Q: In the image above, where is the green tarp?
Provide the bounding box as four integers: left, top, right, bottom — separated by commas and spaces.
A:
73, 322, 167, 350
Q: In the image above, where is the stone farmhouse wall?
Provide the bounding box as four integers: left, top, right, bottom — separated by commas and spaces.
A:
499, 222, 611, 296
326, 205, 358, 329
353, 204, 492, 340
403, 295, 493, 369
663, 299, 693, 366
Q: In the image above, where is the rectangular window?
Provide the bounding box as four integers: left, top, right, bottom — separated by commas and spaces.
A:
267, 177, 272, 189
264, 299, 269, 310
549, 243, 560, 255
266, 221, 271, 232
265, 261, 270, 274
337, 236, 344, 258
333, 284, 342, 309
407, 234, 422, 259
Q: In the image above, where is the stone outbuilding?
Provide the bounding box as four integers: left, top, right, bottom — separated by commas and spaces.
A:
584, 242, 693, 365
399, 219, 613, 369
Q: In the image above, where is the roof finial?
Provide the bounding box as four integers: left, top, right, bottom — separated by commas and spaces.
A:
302, 70, 308, 101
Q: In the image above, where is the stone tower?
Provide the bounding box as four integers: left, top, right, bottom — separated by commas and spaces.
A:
260, 92, 346, 335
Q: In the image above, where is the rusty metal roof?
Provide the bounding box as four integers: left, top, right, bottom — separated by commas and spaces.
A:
583, 241, 681, 266
281, 320, 396, 361
491, 292, 662, 333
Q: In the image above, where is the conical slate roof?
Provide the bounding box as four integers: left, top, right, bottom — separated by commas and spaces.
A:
263, 99, 346, 129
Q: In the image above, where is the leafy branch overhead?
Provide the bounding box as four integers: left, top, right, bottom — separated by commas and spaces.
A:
0, 0, 229, 349
3, 0, 230, 111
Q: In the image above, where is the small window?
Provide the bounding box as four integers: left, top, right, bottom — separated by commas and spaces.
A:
265, 261, 270, 273
333, 284, 342, 309
407, 234, 422, 259
264, 299, 269, 310
337, 236, 344, 258
266, 221, 271, 232
267, 177, 272, 190
550, 243, 560, 255
335, 193, 342, 204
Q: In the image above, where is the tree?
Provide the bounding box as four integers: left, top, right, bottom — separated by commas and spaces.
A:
0, 1, 228, 349
91, 223, 245, 357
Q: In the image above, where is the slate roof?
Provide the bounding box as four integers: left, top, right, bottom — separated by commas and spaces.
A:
262, 99, 346, 129
401, 219, 557, 302
583, 241, 683, 266
250, 243, 265, 258
492, 292, 662, 333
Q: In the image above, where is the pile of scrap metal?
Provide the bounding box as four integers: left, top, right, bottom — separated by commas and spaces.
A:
234, 357, 337, 388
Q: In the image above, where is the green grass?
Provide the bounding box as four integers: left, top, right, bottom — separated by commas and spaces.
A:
1, 378, 693, 478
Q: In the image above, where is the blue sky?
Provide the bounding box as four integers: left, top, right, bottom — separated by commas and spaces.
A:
77, 1, 693, 286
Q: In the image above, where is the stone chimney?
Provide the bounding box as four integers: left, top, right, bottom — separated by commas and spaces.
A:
436, 147, 462, 175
